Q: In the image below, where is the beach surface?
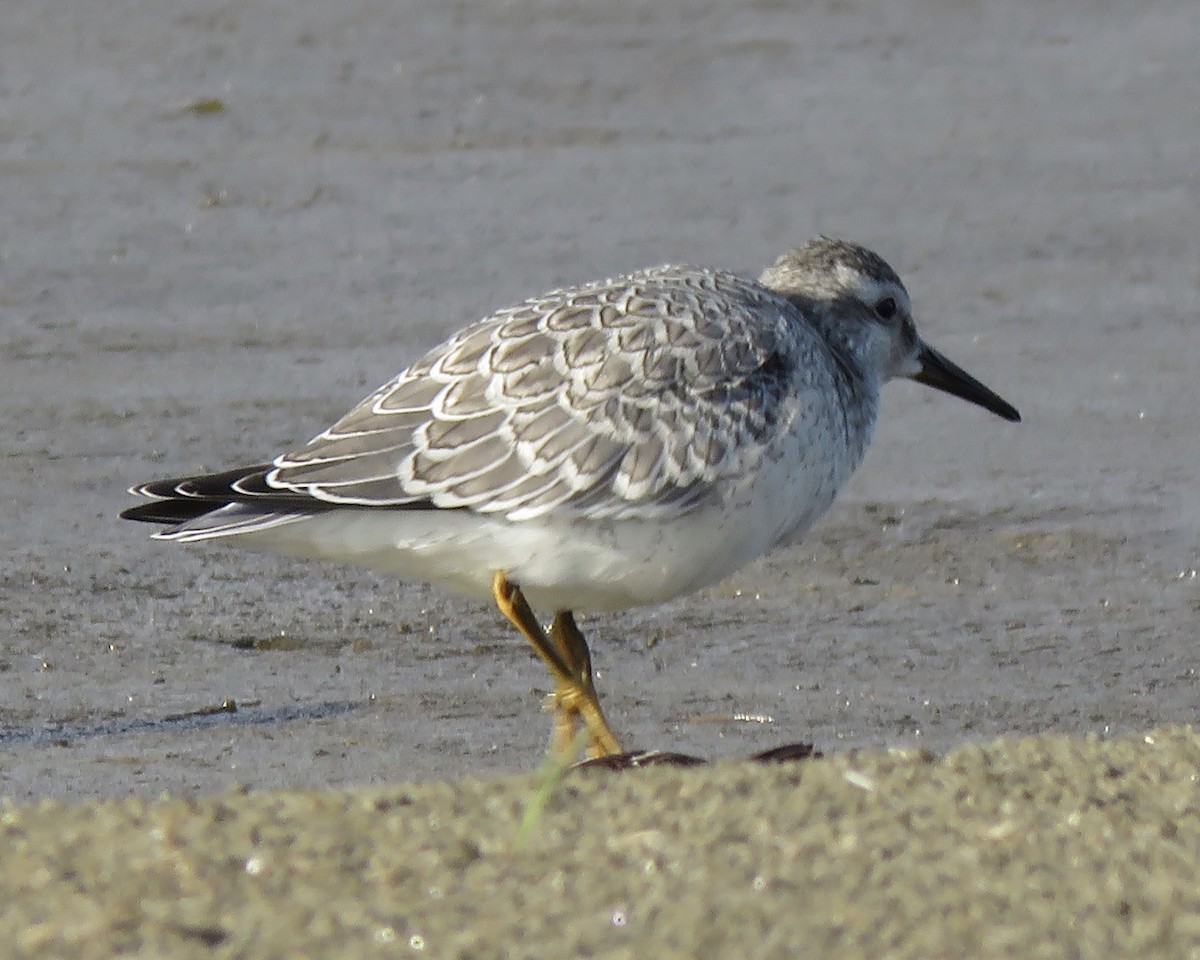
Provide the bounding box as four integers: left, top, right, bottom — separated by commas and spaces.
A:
5, 729, 1200, 958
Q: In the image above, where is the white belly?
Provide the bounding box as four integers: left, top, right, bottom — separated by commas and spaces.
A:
234, 421, 861, 613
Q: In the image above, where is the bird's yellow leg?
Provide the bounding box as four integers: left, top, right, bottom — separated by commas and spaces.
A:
548, 611, 622, 758
491, 572, 585, 755
491, 572, 623, 759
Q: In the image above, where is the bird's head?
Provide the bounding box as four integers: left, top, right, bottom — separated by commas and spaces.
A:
760, 238, 1020, 423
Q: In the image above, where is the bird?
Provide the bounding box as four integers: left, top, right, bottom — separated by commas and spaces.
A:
122, 237, 1020, 761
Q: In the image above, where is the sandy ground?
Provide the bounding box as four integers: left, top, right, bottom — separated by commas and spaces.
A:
2, 729, 1199, 958
2, 0, 1199, 954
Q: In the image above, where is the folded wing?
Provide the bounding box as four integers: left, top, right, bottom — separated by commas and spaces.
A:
124, 266, 803, 537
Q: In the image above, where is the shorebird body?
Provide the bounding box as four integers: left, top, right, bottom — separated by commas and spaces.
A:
123, 238, 1020, 758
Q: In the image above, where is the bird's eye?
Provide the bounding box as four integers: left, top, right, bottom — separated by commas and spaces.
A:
873, 296, 898, 322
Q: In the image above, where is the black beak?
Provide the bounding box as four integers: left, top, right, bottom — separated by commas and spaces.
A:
911, 343, 1021, 423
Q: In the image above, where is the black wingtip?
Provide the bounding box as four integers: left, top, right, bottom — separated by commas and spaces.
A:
120, 500, 217, 525
120, 463, 280, 526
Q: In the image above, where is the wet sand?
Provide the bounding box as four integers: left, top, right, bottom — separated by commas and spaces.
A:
2, 0, 1200, 953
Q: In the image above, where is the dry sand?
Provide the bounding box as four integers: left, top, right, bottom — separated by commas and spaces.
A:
4, 729, 1200, 958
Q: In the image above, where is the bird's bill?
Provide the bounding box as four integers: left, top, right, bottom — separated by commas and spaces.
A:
911, 342, 1021, 423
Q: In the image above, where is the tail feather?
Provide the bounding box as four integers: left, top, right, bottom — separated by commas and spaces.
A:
121, 461, 446, 538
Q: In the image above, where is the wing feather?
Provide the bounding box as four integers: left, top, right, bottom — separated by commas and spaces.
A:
128, 265, 808, 529
268, 266, 803, 520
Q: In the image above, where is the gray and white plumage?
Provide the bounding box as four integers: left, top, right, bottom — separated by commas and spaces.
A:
123, 238, 1019, 612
